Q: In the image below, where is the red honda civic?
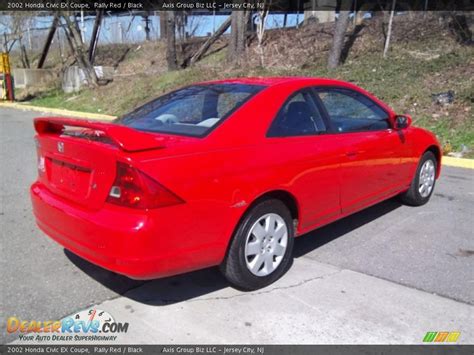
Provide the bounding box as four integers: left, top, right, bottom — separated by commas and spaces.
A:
31, 77, 441, 290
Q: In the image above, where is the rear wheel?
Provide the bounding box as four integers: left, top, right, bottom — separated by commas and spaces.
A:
399, 151, 437, 206
221, 199, 294, 290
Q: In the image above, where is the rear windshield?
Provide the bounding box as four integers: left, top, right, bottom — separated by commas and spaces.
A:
116, 84, 265, 137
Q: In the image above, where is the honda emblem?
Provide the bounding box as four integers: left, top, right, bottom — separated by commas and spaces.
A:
57, 141, 64, 153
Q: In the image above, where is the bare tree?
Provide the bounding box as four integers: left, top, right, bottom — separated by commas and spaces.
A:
328, 8, 350, 69
0, 12, 34, 65
166, 11, 178, 70
256, 1, 271, 67
186, 13, 205, 38
61, 12, 100, 87
188, 16, 231, 66
383, 0, 397, 58
176, 12, 188, 40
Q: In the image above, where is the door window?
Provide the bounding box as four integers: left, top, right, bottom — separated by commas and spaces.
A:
267, 91, 327, 137
317, 89, 389, 133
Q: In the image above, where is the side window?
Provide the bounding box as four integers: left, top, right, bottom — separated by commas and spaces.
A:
317, 89, 389, 133
268, 91, 327, 137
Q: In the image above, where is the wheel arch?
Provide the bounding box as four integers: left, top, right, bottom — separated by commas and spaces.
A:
252, 190, 300, 224
221, 189, 301, 264
425, 145, 442, 178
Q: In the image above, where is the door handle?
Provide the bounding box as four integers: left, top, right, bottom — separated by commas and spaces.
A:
346, 151, 358, 157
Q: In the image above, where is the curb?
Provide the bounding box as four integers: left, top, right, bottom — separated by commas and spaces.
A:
443, 156, 474, 170
0, 102, 116, 121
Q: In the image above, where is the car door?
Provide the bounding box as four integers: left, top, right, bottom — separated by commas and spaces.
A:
314, 87, 408, 215
266, 89, 344, 231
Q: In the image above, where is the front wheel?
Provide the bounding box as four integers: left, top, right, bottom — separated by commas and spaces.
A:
399, 151, 437, 206
220, 199, 294, 290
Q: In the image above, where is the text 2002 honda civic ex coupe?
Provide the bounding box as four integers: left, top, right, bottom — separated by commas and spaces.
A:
31, 77, 441, 290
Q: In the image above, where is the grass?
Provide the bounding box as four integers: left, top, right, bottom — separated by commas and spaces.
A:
24, 38, 474, 154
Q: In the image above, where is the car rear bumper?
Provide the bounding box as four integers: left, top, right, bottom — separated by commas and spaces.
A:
30, 182, 220, 279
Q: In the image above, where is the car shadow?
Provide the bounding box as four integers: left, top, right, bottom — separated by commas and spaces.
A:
293, 198, 402, 258
65, 197, 402, 306
65, 249, 229, 305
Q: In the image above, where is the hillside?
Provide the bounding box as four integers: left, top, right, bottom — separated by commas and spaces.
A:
12, 13, 474, 155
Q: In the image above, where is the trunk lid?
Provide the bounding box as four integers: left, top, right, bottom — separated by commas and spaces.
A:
34, 117, 169, 210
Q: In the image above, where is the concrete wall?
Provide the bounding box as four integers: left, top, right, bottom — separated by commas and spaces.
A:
62, 66, 114, 93
12, 68, 58, 89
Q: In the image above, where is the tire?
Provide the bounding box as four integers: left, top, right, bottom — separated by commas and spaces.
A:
399, 151, 437, 206
220, 199, 295, 290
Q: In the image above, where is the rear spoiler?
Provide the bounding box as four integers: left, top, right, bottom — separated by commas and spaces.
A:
34, 117, 167, 152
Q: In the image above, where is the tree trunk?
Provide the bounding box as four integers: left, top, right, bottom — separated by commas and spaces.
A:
227, 8, 248, 64
256, 9, 269, 68
62, 13, 99, 87
143, 13, 151, 41
383, 0, 396, 58
227, 12, 238, 61
166, 11, 178, 70
37, 14, 59, 69
159, 11, 167, 40
88, 10, 103, 65
189, 16, 231, 66
327, 10, 350, 69
20, 42, 30, 68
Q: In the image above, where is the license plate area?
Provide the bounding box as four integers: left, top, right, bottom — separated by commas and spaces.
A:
47, 158, 92, 197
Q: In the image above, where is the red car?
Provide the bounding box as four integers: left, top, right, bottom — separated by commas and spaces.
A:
31, 77, 441, 290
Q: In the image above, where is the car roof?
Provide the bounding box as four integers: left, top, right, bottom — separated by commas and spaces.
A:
198, 76, 352, 87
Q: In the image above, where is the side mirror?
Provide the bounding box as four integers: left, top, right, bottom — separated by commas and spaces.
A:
393, 114, 412, 130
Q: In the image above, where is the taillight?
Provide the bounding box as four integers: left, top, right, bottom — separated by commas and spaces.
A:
107, 162, 184, 209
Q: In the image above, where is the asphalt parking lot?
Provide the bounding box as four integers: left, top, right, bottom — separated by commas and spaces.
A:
1, 107, 473, 344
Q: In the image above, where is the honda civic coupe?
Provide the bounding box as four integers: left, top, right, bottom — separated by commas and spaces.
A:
31, 77, 441, 290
